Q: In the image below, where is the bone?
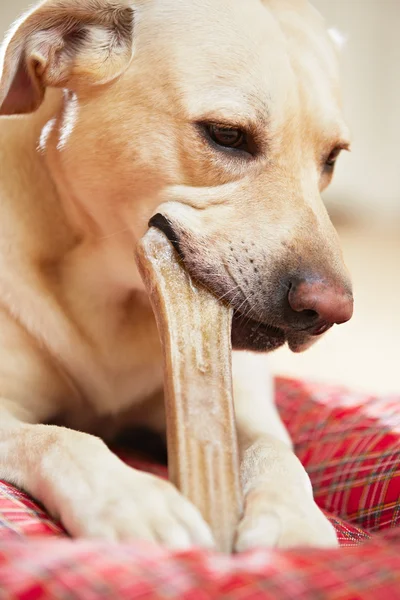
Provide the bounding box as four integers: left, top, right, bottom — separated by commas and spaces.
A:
136, 227, 243, 553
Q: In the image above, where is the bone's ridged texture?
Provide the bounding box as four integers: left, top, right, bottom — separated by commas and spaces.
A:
136, 228, 243, 552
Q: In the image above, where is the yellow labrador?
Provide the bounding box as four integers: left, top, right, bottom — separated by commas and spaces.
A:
0, 0, 353, 550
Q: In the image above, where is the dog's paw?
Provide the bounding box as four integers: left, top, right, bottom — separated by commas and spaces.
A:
62, 463, 214, 550
235, 486, 338, 552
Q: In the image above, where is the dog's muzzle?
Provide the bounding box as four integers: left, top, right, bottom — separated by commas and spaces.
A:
147, 214, 353, 353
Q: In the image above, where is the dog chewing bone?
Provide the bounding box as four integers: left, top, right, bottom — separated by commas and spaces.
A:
136, 228, 243, 552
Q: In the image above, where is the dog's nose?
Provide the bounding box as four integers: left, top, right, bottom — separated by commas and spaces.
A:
286, 278, 353, 334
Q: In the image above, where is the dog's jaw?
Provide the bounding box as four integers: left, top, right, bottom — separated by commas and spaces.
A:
148, 213, 325, 354
231, 313, 286, 352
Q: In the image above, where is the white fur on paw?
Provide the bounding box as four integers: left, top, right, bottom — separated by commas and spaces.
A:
235, 489, 338, 552
59, 463, 215, 550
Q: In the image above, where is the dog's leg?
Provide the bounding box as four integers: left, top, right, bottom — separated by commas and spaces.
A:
0, 402, 214, 548
232, 351, 338, 550
0, 310, 213, 548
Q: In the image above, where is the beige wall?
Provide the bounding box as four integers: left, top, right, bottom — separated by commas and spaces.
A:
313, 0, 400, 222
1, 1, 399, 221
0, 2, 26, 36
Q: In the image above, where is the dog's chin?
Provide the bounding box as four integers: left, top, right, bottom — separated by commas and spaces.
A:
286, 334, 317, 354
231, 312, 286, 352
231, 312, 317, 354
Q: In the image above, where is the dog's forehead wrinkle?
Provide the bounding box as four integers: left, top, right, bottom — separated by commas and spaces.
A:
185, 90, 270, 129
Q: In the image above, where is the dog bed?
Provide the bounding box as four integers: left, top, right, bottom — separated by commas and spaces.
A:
1, 377, 399, 599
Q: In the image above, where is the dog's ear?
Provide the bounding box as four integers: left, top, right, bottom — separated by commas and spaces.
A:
0, 0, 134, 116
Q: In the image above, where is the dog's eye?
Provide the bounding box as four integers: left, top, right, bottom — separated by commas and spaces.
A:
208, 124, 245, 149
200, 123, 255, 156
325, 147, 342, 169
197, 121, 259, 157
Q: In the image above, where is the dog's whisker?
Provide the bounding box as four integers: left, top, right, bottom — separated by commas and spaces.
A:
216, 284, 243, 303
97, 227, 132, 241
234, 293, 253, 317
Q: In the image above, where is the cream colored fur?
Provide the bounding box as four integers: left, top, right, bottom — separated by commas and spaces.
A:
0, 0, 351, 549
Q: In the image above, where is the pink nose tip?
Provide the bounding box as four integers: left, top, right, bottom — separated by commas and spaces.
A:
288, 280, 354, 328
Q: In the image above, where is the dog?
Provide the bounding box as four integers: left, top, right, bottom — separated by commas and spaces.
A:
0, 0, 353, 551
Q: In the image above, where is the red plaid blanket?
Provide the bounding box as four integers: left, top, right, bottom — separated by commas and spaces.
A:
0, 378, 399, 599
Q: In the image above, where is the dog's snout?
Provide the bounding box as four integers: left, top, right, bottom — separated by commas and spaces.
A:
286, 278, 353, 334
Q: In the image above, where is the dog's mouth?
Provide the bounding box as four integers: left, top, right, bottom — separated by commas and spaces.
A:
148, 214, 317, 354
231, 311, 287, 352
230, 312, 317, 353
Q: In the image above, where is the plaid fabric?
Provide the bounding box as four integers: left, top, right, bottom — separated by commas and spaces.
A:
0, 377, 399, 599
1, 533, 400, 600
276, 378, 400, 533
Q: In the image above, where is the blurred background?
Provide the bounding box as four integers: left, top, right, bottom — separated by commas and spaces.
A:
1, 1, 399, 394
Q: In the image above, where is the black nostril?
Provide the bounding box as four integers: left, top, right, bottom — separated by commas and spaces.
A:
302, 309, 318, 320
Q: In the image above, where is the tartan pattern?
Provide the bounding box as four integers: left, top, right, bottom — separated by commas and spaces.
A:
0, 482, 64, 540
0, 533, 400, 599
0, 377, 399, 599
276, 378, 400, 532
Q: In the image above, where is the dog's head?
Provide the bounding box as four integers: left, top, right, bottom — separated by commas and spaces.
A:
0, 0, 353, 353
